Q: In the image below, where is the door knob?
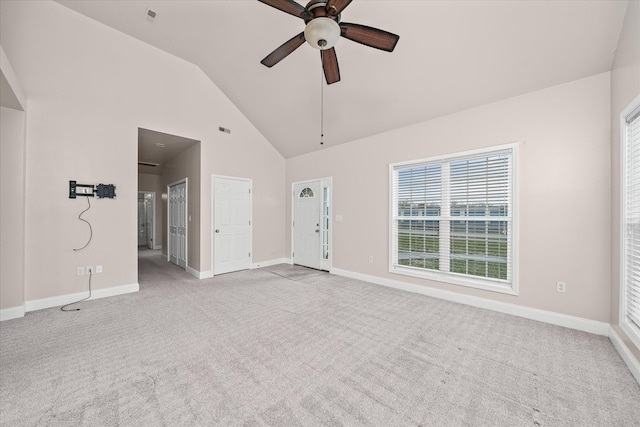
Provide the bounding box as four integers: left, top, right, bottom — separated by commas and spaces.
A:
215, 229, 220, 233
315, 229, 320, 233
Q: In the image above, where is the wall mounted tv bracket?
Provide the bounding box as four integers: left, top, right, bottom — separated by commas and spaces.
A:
69, 181, 116, 199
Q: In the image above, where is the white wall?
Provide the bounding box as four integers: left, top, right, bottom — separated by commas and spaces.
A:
287, 72, 611, 322
0, 0, 285, 306
610, 0, 640, 360
200, 124, 287, 273
0, 107, 26, 312
0, 42, 27, 317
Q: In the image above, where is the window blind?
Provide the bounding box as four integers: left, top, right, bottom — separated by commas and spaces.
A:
391, 146, 515, 291
625, 107, 640, 331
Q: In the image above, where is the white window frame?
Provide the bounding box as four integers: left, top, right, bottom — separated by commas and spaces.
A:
620, 94, 640, 350
389, 143, 519, 295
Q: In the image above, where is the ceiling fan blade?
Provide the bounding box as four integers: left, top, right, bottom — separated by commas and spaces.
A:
325, 0, 353, 17
257, 0, 311, 19
261, 32, 306, 67
340, 22, 400, 52
321, 48, 340, 85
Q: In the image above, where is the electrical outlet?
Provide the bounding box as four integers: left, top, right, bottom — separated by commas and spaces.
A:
87, 266, 94, 274
556, 281, 566, 293
76, 267, 85, 276
96, 265, 103, 273
368, 255, 374, 263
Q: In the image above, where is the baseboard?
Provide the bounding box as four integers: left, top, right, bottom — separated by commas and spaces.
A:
609, 326, 640, 385
153, 245, 162, 250
186, 266, 213, 279
331, 268, 610, 336
191, 258, 290, 278
0, 305, 26, 321
24, 282, 139, 313
193, 259, 293, 278
251, 258, 291, 269
200, 270, 214, 279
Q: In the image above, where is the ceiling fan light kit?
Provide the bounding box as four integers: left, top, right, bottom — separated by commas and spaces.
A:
304, 17, 340, 49
258, 0, 399, 85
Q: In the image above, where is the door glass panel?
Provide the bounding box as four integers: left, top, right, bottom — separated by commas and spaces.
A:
322, 187, 330, 260
299, 187, 314, 198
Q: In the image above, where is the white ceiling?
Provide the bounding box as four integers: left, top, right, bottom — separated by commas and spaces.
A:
56, 0, 628, 159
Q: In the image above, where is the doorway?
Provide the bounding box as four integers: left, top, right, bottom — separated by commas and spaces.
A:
292, 178, 332, 271
137, 191, 155, 249
212, 175, 252, 275
168, 179, 187, 269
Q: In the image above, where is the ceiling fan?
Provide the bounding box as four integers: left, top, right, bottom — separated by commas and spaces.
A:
258, 0, 400, 85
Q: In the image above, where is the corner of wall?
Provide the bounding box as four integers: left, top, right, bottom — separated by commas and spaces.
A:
0, 43, 27, 110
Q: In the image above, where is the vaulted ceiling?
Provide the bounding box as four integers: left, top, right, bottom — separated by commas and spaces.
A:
56, 0, 628, 159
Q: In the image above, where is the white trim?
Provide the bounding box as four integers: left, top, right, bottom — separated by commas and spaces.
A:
320, 177, 333, 272
331, 268, 609, 336
0, 305, 26, 321
619, 93, 640, 351
390, 266, 518, 295
167, 178, 188, 269
389, 142, 519, 295
187, 266, 197, 278
609, 326, 640, 385
186, 266, 213, 279
24, 282, 139, 312
138, 191, 156, 250
211, 175, 253, 276
251, 258, 291, 269
291, 177, 333, 271
391, 142, 519, 168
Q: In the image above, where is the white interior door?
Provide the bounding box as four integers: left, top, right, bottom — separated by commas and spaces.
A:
293, 181, 322, 269
168, 180, 187, 269
213, 176, 252, 275
145, 195, 154, 249
137, 199, 146, 246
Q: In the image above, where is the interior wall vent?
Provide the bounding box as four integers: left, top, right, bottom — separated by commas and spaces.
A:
145, 8, 158, 24
219, 126, 231, 134
138, 162, 159, 167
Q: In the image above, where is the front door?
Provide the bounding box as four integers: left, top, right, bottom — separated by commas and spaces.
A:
168, 180, 187, 269
293, 181, 322, 269
213, 176, 252, 275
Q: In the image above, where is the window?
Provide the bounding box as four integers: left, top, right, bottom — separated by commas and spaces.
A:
322, 187, 330, 260
299, 187, 314, 198
390, 144, 517, 294
621, 95, 640, 349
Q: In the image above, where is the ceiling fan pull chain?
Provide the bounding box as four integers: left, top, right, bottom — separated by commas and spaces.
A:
320, 71, 324, 145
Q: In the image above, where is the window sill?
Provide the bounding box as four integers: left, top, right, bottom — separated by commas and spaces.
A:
620, 317, 640, 352
390, 264, 518, 296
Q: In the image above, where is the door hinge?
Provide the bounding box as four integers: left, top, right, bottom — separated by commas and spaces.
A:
249, 188, 251, 194
249, 252, 251, 257
292, 221, 295, 227
249, 220, 251, 225
292, 252, 294, 258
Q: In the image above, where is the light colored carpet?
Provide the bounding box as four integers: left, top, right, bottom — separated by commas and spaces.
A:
1, 249, 639, 426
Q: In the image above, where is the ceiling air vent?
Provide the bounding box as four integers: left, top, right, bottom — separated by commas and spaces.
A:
138, 162, 159, 167
145, 8, 158, 24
